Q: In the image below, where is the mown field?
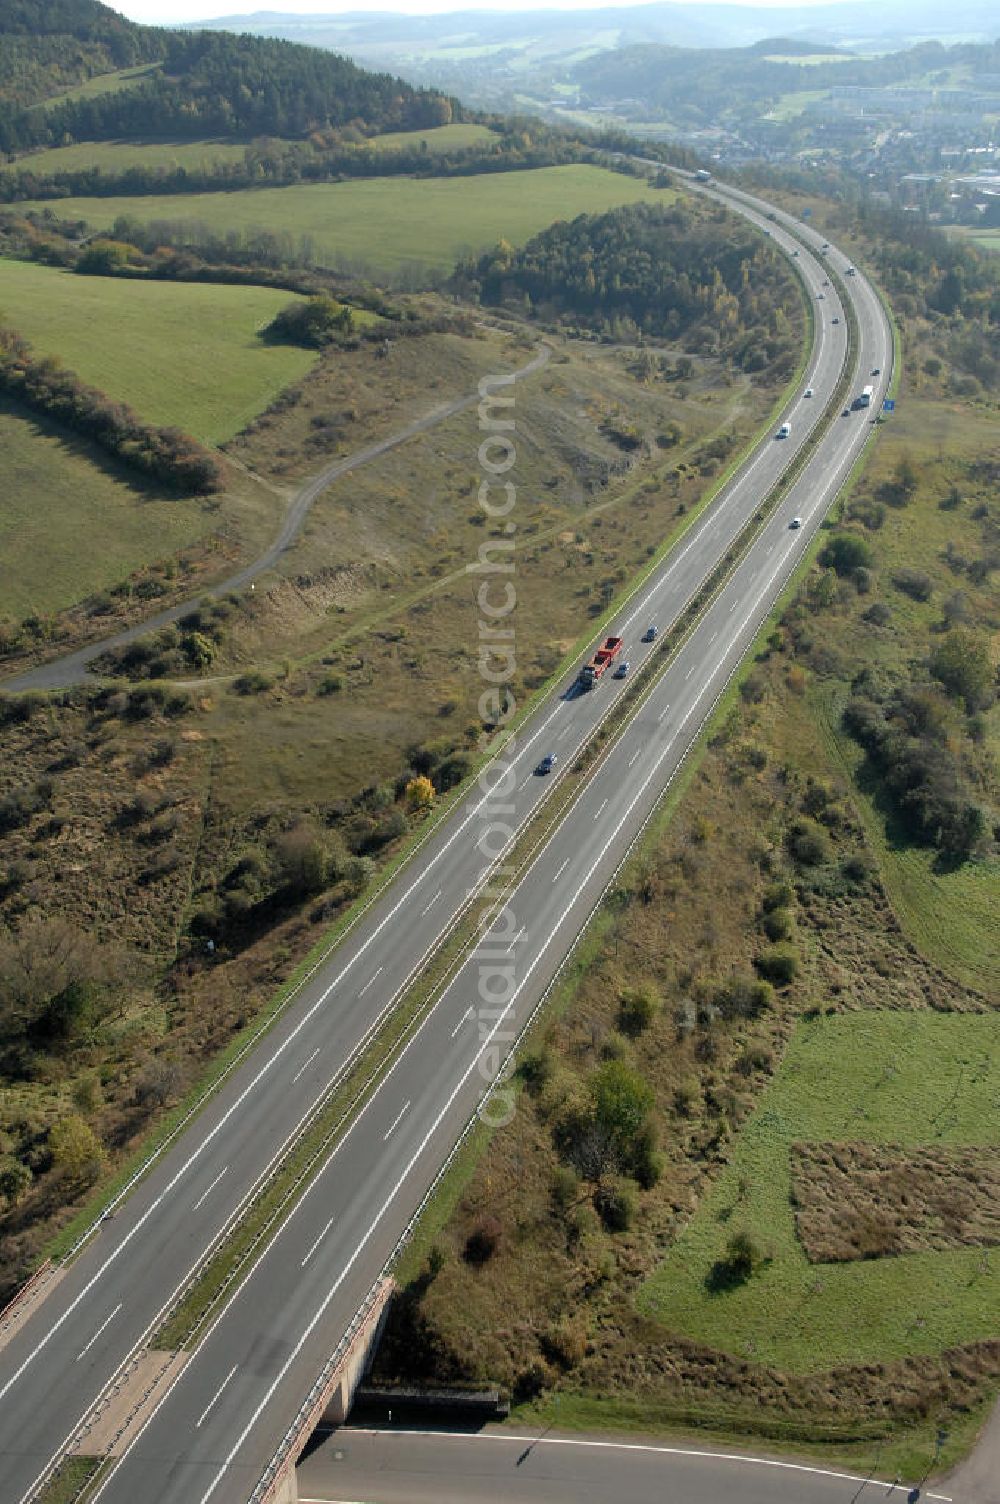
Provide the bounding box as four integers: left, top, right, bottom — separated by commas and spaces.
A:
1, 137, 250, 175
16, 165, 673, 278
0, 259, 318, 443
361, 122, 498, 152
32, 61, 162, 109
1, 123, 497, 178
640, 1012, 1000, 1369
0, 399, 214, 618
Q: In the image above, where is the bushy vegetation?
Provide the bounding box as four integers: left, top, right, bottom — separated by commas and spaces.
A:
263, 294, 354, 348
842, 663, 993, 864
0, 324, 223, 492
458, 200, 801, 376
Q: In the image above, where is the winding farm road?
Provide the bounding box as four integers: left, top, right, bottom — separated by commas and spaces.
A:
0, 343, 552, 693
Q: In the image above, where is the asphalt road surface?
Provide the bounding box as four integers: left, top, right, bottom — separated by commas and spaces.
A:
0, 181, 892, 1504
296, 1428, 957, 1504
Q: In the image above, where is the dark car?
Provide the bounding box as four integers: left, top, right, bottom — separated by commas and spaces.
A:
642, 624, 658, 642
536, 754, 556, 775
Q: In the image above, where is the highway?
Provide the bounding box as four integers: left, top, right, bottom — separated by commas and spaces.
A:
0, 180, 892, 1504
296, 1427, 957, 1504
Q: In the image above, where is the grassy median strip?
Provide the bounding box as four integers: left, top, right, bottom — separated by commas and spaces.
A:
32, 1457, 101, 1504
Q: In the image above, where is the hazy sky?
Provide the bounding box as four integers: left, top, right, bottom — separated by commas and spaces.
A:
116, 0, 844, 26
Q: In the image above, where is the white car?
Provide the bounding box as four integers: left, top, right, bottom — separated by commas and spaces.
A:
777, 422, 791, 439
790, 516, 802, 529
804, 387, 814, 398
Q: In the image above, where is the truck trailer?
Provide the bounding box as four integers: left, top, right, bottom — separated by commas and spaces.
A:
579, 635, 623, 688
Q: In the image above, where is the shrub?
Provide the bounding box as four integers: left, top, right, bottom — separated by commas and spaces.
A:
463, 1214, 503, 1265
818, 534, 873, 577
787, 818, 830, 866
619, 982, 658, 1036
594, 1177, 636, 1233
715, 974, 774, 1019
0, 1156, 32, 1208
405, 775, 435, 811
762, 881, 793, 913
929, 630, 994, 713
519, 1046, 553, 1093
892, 568, 932, 602
232, 672, 273, 695
756, 946, 799, 985
48, 1114, 103, 1185
721, 1229, 765, 1282
273, 822, 328, 895
551, 1165, 579, 1212
735, 1043, 774, 1077
863, 601, 892, 626
762, 907, 793, 942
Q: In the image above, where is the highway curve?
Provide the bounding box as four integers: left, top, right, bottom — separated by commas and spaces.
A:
297, 1426, 958, 1504
0, 181, 893, 1504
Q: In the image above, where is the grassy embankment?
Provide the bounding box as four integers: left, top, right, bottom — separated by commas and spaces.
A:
16, 164, 673, 278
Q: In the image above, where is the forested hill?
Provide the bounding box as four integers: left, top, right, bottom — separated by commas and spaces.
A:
459, 201, 802, 379
0, 0, 456, 151
572, 36, 1000, 126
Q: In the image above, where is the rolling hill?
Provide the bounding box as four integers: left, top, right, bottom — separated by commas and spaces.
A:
0, 0, 456, 153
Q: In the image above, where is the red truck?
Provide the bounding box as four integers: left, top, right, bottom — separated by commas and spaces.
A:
579, 635, 623, 689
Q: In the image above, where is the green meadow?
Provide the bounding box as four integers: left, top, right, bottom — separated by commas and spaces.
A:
16, 164, 673, 278
639, 1012, 1000, 1370
0, 259, 317, 443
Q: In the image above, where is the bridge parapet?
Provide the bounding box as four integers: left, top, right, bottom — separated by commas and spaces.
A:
252, 1276, 395, 1504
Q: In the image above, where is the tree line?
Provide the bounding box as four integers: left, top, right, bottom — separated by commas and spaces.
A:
0, 130, 605, 205
0, 325, 224, 494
